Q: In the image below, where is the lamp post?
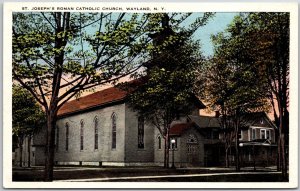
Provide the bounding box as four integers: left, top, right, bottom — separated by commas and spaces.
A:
171, 139, 176, 169
239, 143, 243, 169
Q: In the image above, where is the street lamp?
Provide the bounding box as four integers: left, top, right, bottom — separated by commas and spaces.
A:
239, 143, 243, 169
171, 139, 176, 168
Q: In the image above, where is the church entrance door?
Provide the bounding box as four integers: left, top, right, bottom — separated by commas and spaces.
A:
187, 143, 198, 164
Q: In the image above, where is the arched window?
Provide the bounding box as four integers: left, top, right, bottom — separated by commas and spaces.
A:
137, 116, 144, 149
94, 116, 99, 150
111, 113, 117, 149
158, 136, 162, 150
56, 125, 59, 152
187, 134, 198, 144
65, 123, 69, 151
80, 120, 84, 151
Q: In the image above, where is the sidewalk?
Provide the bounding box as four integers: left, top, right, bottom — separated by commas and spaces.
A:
55, 171, 281, 182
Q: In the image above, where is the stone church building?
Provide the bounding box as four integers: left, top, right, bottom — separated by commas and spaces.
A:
29, 86, 205, 167
14, 85, 277, 168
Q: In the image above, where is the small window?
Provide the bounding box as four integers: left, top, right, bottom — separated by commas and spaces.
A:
94, 117, 99, 150
238, 130, 242, 140
80, 120, 84, 151
266, 130, 271, 140
137, 116, 144, 149
65, 123, 69, 151
158, 136, 162, 150
260, 129, 266, 139
252, 129, 256, 140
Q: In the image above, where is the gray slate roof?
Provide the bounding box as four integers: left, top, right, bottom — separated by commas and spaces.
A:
188, 115, 221, 128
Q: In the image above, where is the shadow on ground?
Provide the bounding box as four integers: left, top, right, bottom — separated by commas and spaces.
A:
12, 166, 287, 182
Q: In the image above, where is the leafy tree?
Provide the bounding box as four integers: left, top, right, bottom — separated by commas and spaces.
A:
12, 12, 213, 181
201, 15, 270, 171
12, 84, 46, 167
120, 14, 209, 167
231, 12, 289, 179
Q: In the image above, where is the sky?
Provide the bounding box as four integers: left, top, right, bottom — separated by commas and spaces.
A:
81, 12, 237, 58
72, 12, 238, 94
193, 13, 237, 57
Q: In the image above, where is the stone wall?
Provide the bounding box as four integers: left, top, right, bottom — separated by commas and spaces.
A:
124, 104, 154, 163
54, 103, 126, 165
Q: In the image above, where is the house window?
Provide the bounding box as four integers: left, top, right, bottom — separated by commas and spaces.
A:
260, 129, 266, 139
56, 126, 59, 152
252, 128, 256, 140
94, 117, 99, 150
65, 123, 69, 151
137, 116, 144, 149
158, 136, 162, 150
238, 130, 242, 140
111, 113, 117, 149
80, 120, 84, 151
266, 130, 271, 140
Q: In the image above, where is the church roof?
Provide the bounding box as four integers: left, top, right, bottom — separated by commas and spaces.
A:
58, 86, 127, 117
57, 78, 206, 118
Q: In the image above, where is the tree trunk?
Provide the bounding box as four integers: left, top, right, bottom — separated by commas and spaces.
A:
235, 129, 240, 172
43, 12, 66, 181
27, 136, 32, 167
164, 128, 170, 168
280, 131, 288, 180
164, 137, 167, 168
229, 145, 232, 166
278, 101, 288, 180
44, 111, 57, 181
225, 145, 229, 168
277, 134, 281, 171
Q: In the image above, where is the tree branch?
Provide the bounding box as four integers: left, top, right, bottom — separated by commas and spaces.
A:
41, 13, 56, 30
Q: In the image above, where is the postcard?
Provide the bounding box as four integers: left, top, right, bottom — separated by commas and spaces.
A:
3, 2, 298, 189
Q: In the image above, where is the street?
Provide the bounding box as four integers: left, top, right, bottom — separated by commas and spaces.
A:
12, 166, 286, 182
